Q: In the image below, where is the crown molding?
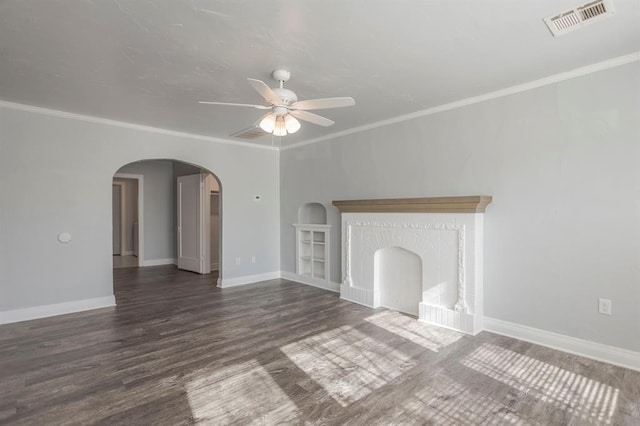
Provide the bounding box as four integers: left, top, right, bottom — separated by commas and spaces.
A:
0, 100, 279, 151
281, 52, 640, 152
2, 52, 637, 154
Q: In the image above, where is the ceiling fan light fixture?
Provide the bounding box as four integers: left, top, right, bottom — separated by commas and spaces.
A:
273, 116, 287, 136
284, 115, 301, 134
259, 114, 276, 133
199, 70, 355, 139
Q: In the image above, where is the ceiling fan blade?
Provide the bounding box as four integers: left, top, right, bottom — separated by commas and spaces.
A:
199, 101, 270, 109
290, 97, 355, 111
290, 110, 335, 127
247, 78, 280, 105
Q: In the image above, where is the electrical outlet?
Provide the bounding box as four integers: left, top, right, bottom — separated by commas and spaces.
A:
235, 257, 241, 265
251, 256, 256, 264
598, 298, 612, 315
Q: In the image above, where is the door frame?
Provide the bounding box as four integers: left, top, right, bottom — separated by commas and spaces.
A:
114, 173, 144, 265
112, 181, 126, 255
202, 174, 222, 275
210, 190, 220, 271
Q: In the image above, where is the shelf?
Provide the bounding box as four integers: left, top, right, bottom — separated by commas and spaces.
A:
302, 240, 325, 245
295, 223, 330, 284
302, 272, 325, 279
332, 196, 493, 213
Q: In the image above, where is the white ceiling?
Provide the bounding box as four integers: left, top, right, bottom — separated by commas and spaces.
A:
1, 0, 639, 146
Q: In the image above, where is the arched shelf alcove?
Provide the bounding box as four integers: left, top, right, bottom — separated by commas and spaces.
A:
298, 202, 327, 225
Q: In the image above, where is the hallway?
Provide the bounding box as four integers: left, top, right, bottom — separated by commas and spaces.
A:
112, 255, 138, 269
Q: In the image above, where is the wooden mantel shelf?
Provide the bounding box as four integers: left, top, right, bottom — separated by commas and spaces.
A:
332, 196, 493, 213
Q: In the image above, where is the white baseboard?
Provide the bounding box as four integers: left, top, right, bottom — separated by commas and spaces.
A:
340, 284, 374, 308
281, 271, 340, 293
141, 258, 176, 267
0, 296, 116, 325
217, 271, 282, 288
420, 303, 478, 335
483, 317, 640, 372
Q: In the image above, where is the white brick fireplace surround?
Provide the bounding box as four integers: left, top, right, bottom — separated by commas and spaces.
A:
332, 196, 492, 335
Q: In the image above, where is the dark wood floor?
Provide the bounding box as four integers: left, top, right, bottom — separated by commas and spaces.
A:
1, 266, 639, 425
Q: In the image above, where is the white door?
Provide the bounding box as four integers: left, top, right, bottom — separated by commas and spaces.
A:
177, 174, 205, 273
112, 185, 121, 255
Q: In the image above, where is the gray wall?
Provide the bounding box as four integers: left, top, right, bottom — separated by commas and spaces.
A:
118, 161, 174, 261
0, 106, 280, 312
280, 62, 640, 352
173, 162, 202, 177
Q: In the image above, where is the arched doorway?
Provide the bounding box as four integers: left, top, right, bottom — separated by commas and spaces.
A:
111, 159, 223, 282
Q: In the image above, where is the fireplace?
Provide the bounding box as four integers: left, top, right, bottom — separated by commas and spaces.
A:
332, 196, 492, 335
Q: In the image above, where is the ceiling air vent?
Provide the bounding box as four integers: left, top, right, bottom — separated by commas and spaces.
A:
544, 0, 615, 36
230, 126, 268, 140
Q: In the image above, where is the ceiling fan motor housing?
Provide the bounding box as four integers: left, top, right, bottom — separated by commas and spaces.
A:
272, 88, 297, 106
272, 106, 289, 116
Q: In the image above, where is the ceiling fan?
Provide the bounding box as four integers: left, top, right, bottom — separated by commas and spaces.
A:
199, 69, 355, 136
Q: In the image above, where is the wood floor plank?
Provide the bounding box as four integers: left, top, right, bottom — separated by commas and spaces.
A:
0, 265, 638, 425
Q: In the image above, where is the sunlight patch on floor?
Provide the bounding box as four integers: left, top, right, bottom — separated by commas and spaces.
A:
377, 373, 525, 425
460, 343, 619, 425
365, 310, 463, 352
185, 359, 300, 425
281, 325, 416, 407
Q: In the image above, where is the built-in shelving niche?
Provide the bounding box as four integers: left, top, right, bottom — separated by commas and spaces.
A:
294, 203, 330, 285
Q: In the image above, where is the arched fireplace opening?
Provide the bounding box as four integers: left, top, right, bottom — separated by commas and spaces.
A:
374, 247, 422, 316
